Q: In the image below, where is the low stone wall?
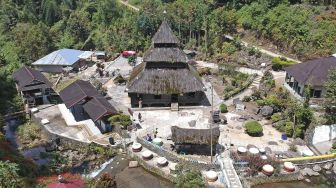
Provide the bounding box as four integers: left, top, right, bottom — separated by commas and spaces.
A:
136, 137, 220, 171
242, 172, 300, 188
127, 149, 176, 183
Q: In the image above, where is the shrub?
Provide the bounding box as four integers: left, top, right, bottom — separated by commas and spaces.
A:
332, 142, 336, 149
251, 90, 262, 100
109, 114, 132, 129
271, 57, 297, 71
256, 99, 266, 106
198, 67, 211, 76
248, 46, 256, 56
285, 122, 294, 137
220, 104, 228, 113
17, 121, 41, 141
113, 74, 126, 84
271, 114, 281, 123
244, 121, 263, 136
242, 96, 251, 102
289, 144, 297, 152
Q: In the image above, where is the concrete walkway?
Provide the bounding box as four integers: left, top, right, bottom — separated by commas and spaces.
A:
118, 0, 139, 11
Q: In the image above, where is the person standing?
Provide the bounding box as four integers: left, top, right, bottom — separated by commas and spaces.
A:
138, 98, 143, 108
138, 113, 142, 122
154, 128, 158, 138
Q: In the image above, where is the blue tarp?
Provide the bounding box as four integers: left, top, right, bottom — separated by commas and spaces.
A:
32, 49, 84, 66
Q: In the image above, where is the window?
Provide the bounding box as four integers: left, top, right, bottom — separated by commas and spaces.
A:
313, 90, 322, 98
188, 92, 195, 97
154, 95, 161, 99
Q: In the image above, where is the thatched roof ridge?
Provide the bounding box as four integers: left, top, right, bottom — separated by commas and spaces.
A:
171, 126, 220, 145
152, 20, 180, 45
127, 64, 204, 94
143, 47, 187, 63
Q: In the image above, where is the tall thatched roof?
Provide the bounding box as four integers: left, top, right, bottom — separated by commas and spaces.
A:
127, 63, 204, 94
127, 19, 204, 94
152, 20, 180, 45
143, 47, 187, 63
171, 126, 220, 145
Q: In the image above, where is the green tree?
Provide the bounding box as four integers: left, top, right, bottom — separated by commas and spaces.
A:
324, 69, 336, 124
0, 161, 22, 188
175, 164, 205, 188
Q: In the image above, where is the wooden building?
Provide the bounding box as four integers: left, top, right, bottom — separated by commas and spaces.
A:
13, 66, 56, 106
284, 56, 336, 103
59, 80, 118, 133
127, 20, 205, 108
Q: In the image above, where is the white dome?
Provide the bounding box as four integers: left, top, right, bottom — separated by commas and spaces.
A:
249, 148, 259, 154
132, 143, 142, 150
142, 150, 153, 158
238, 147, 247, 153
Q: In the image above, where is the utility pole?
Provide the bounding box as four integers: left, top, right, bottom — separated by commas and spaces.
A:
210, 79, 213, 163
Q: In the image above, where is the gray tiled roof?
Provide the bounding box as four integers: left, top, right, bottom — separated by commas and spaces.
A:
285, 56, 336, 86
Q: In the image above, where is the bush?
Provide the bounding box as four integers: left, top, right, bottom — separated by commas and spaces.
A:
285, 122, 294, 137
220, 104, 228, 113
17, 121, 41, 141
242, 96, 251, 102
332, 142, 336, 149
198, 67, 211, 76
108, 114, 132, 129
289, 144, 297, 152
244, 121, 263, 136
271, 57, 297, 71
271, 114, 281, 123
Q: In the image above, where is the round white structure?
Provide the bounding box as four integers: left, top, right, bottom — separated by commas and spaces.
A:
141, 150, 153, 160
262, 164, 274, 176
152, 138, 163, 146
169, 162, 177, 173
260, 155, 268, 160
157, 157, 168, 167
237, 147, 247, 154
284, 162, 295, 172
249, 148, 259, 155
132, 143, 142, 152
206, 170, 218, 182
259, 148, 266, 154
302, 150, 314, 157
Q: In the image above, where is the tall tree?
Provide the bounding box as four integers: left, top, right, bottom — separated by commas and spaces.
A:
324, 69, 336, 124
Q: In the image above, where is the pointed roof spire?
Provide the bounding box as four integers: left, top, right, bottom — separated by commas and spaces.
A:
152, 19, 180, 45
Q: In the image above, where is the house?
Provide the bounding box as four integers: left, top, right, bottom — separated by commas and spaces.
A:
12, 66, 57, 107
127, 20, 205, 108
32, 49, 94, 73
284, 55, 336, 101
59, 80, 118, 133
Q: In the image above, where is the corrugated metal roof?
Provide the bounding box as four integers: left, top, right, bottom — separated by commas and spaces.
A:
78, 51, 94, 59
32, 49, 84, 66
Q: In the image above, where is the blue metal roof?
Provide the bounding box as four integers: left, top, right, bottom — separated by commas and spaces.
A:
32, 49, 84, 66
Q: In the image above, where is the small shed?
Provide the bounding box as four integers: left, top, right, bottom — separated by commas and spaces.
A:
233, 98, 245, 111
95, 51, 106, 60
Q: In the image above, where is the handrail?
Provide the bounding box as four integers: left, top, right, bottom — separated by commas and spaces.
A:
281, 153, 336, 162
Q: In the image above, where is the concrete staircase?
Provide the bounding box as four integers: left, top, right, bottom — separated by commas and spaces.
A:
248, 74, 262, 89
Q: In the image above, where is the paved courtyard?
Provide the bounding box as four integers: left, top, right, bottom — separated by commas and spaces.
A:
219, 112, 290, 152
133, 108, 211, 139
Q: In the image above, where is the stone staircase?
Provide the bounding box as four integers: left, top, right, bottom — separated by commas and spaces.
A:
217, 152, 242, 188
248, 74, 262, 89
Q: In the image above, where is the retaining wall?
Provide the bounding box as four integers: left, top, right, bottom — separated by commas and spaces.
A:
136, 137, 220, 171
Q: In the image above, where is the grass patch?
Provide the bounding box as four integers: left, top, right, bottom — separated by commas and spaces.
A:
54, 78, 78, 93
